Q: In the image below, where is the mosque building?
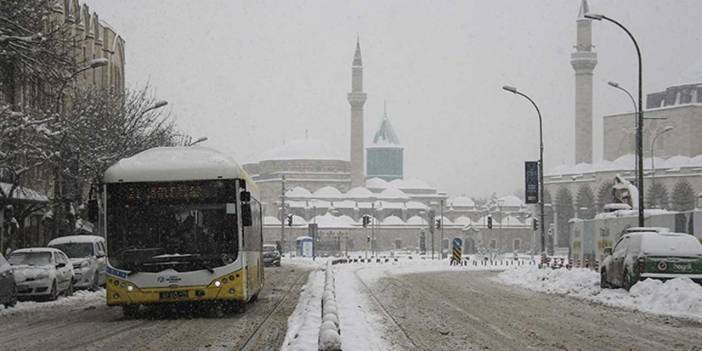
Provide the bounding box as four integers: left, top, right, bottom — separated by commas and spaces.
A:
544, 0, 702, 249
243, 39, 533, 254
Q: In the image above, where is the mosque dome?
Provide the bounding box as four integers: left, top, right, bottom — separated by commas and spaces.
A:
258, 138, 344, 161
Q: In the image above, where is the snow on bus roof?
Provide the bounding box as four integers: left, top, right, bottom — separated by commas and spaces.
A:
103, 146, 252, 184
48, 235, 104, 246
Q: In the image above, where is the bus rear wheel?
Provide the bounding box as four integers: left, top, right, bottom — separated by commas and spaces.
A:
122, 305, 140, 318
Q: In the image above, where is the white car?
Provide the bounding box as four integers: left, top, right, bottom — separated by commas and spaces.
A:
48, 235, 107, 291
9, 248, 75, 301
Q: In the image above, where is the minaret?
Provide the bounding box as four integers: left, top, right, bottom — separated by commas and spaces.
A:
348, 38, 367, 187
571, 0, 597, 164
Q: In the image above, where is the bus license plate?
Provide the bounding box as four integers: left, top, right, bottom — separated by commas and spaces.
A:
159, 290, 189, 300
672, 263, 692, 272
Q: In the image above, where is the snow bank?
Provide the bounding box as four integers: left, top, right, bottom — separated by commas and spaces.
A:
0, 289, 105, 317
318, 262, 342, 351
281, 270, 324, 351
497, 266, 702, 321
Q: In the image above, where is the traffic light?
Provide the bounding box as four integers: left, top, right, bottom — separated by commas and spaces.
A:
487, 215, 493, 229
287, 214, 293, 227
435, 219, 441, 229
362, 215, 369, 228
533, 218, 539, 231
3, 205, 14, 222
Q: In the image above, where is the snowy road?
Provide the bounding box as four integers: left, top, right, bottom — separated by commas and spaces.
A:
364, 270, 702, 350
0, 266, 309, 351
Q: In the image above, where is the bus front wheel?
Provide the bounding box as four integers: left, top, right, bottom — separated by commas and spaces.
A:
122, 305, 140, 318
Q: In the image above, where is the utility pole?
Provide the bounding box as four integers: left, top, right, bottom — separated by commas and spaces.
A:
439, 199, 444, 259
280, 175, 286, 256
428, 208, 435, 259
371, 203, 376, 257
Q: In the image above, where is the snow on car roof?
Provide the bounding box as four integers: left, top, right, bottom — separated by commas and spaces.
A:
48, 235, 104, 246
103, 146, 254, 186
638, 233, 702, 256
12, 247, 63, 254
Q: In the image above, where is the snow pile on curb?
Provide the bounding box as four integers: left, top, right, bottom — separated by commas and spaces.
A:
282, 270, 324, 351
0, 288, 105, 317
497, 265, 702, 321
318, 262, 342, 351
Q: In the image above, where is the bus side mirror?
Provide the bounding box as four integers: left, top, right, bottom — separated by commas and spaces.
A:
241, 204, 252, 227
88, 199, 99, 223
603, 247, 612, 256
240, 191, 252, 227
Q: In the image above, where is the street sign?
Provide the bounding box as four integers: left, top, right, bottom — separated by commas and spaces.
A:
452, 238, 463, 265
525, 161, 539, 204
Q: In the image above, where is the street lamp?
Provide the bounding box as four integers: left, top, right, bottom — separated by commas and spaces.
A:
55, 58, 109, 111
188, 137, 208, 146
650, 126, 673, 192
586, 12, 645, 226
502, 85, 545, 254
608, 81, 638, 183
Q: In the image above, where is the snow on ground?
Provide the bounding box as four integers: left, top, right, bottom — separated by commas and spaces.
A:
281, 270, 324, 351
282, 256, 533, 351
497, 265, 702, 321
0, 288, 105, 317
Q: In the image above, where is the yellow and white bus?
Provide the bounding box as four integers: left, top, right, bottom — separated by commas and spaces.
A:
100, 146, 264, 317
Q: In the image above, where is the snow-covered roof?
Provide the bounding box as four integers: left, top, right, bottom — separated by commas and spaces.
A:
389, 178, 432, 190
286, 186, 312, 198
405, 215, 425, 225
497, 195, 523, 207
449, 196, 475, 208
382, 215, 405, 225
312, 186, 343, 199
453, 216, 471, 225
290, 215, 307, 226
308, 199, 331, 208
287, 200, 307, 208
405, 201, 429, 210
365, 177, 389, 190
370, 110, 401, 147
257, 138, 344, 161
501, 215, 525, 226
48, 235, 103, 245
0, 182, 49, 202
47, 235, 105, 246
378, 187, 410, 200
377, 201, 405, 209
345, 186, 374, 199
103, 146, 254, 187
263, 216, 281, 225
311, 213, 355, 228
547, 154, 702, 176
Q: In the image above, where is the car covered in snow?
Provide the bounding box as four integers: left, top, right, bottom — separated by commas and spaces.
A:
0, 253, 17, 308
600, 232, 702, 290
263, 244, 281, 266
8, 248, 75, 300
48, 235, 107, 291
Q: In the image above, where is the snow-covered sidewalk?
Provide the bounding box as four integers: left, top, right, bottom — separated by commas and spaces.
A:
497, 265, 702, 321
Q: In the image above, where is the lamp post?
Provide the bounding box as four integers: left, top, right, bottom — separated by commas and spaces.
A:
608, 81, 638, 185
586, 12, 644, 227
650, 126, 673, 194
55, 58, 109, 112
502, 85, 546, 254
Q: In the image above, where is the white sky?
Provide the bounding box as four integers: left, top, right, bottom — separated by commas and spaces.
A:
84, 0, 702, 198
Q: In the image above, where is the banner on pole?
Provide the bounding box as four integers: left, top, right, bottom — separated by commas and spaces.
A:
525, 161, 539, 204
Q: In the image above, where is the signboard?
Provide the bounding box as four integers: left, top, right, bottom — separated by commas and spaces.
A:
108, 180, 236, 204
525, 161, 539, 204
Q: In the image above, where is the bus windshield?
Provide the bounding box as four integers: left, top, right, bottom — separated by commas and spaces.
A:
106, 181, 239, 272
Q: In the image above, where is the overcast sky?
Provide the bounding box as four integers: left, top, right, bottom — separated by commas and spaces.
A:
85, 0, 702, 198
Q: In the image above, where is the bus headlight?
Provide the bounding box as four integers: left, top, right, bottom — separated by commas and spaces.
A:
127, 285, 134, 292
213, 280, 222, 288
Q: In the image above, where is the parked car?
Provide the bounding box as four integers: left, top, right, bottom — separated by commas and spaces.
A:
9, 248, 75, 301
0, 253, 17, 308
48, 235, 107, 291
600, 232, 702, 290
263, 244, 281, 266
